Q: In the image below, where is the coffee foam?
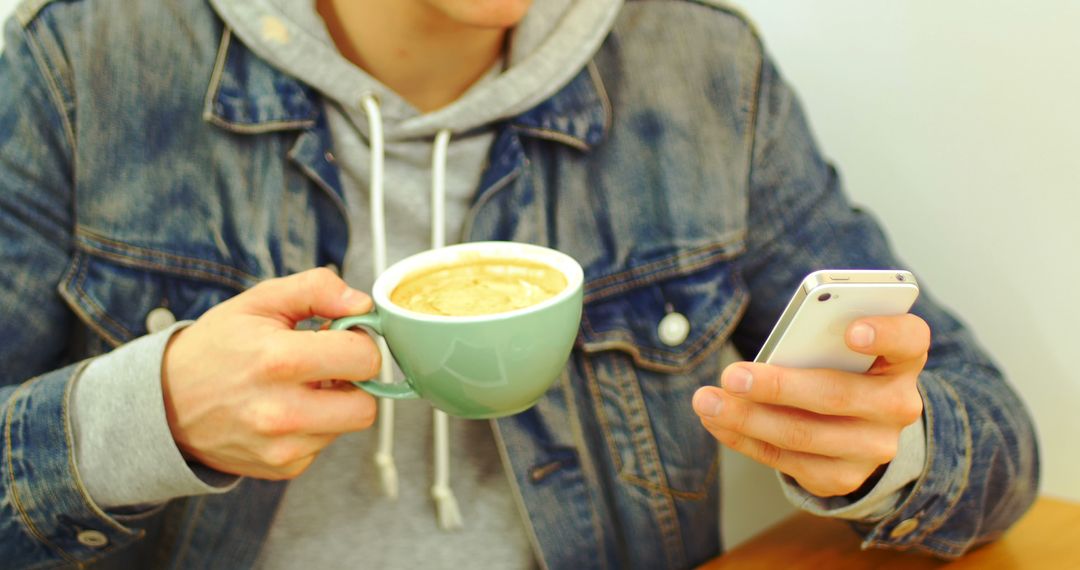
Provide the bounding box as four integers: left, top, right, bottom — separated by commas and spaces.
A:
390, 258, 567, 317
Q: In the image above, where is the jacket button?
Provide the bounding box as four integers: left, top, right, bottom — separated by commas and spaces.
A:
145, 307, 177, 334
889, 517, 920, 539
657, 312, 690, 346
77, 529, 109, 548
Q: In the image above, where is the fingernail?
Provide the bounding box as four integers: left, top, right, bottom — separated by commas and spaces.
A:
693, 389, 724, 417
341, 287, 363, 306
851, 323, 875, 348
723, 366, 753, 393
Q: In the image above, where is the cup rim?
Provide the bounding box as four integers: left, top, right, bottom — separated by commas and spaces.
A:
372, 241, 584, 323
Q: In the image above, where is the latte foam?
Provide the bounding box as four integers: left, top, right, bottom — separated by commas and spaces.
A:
390, 258, 567, 317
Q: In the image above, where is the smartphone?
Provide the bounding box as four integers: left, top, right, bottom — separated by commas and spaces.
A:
754, 270, 920, 373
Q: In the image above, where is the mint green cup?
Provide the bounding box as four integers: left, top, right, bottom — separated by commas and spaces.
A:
331, 242, 584, 419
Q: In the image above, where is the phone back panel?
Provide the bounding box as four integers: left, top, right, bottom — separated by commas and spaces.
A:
762, 283, 919, 373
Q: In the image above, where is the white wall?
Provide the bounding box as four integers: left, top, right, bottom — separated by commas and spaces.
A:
0, 0, 15, 51
724, 0, 1080, 546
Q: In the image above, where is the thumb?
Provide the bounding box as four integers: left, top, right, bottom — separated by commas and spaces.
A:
241, 267, 373, 324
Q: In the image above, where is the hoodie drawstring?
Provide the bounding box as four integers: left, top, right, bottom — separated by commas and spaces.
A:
361, 94, 400, 501
361, 94, 463, 530
429, 128, 463, 530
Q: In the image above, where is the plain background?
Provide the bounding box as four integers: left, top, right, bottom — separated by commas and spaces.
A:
723, 0, 1080, 546
2, 0, 1076, 550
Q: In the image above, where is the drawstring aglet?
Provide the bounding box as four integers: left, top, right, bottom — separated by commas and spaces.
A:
374, 450, 399, 499
431, 483, 463, 530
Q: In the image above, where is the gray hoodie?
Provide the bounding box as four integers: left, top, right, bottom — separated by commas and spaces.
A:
213, 1, 622, 568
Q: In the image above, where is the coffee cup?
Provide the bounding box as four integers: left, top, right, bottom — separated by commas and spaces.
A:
331, 241, 584, 419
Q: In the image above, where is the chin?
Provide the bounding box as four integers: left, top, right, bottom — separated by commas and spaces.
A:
426, 0, 534, 29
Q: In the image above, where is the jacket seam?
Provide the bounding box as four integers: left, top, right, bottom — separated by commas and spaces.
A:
582, 352, 717, 500
610, 354, 687, 567
58, 256, 124, 348
5, 375, 81, 564
589, 60, 615, 144
558, 368, 611, 570
489, 420, 551, 570
583, 238, 746, 302
199, 26, 232, 128
620, 456, 719, 501
20, 17, 77, 157
286, 132, 350, 238
62, 363, 142, 536
76, 228, 257, 289
73, 253, 134, 344
582, 355, 625, 476
200, 27, 316, 134
14, 0, 53, 25
510, 61, 612, 152
514, 126, 590, 152
679, 0, 764, 41
461, 154, 526, 242
675, 0, 766, 161
79, 245, 252, 291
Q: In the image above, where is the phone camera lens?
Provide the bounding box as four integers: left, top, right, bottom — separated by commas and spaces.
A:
817, 293, 831, 302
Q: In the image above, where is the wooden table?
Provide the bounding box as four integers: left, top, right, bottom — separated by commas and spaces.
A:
700, 496, 1080, 569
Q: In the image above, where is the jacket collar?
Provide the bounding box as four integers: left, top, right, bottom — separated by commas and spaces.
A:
203, 27, 610, 149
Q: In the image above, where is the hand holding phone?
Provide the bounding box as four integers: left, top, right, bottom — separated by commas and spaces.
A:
692, 269, 929, 498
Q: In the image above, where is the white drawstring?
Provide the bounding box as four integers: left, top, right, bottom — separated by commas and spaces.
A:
361, 94, 399, 500
360, 95, 461, 529
430, 128, 462, 530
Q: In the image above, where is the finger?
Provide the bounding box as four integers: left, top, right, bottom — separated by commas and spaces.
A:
240, 268, 373, 325
846, 314, 931, 367
717, 362, 923, 424
292, 385, 379, 434
260, 328, 382, 384
703, 424, 871, 497
196, 439, 327, 480
692, 387, 898, 463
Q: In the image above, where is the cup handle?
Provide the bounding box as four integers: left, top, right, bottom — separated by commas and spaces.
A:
330, 313, 420, 400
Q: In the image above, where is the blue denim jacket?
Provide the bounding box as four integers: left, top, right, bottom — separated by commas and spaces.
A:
0, 0, 1039, 568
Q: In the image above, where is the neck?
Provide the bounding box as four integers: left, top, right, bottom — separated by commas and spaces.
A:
317, 0, 509, 113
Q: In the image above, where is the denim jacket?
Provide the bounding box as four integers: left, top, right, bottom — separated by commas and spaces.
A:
0, 0, 1039, 568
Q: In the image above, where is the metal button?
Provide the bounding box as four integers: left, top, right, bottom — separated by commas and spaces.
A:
77, 529, 109, 548
889, 517, 920, 539
657, 312, 691, 346
145, 307, 177, 334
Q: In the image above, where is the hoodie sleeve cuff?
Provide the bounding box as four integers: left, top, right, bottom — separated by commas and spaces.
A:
779, 415, 927, 522
70, 321, 241, 509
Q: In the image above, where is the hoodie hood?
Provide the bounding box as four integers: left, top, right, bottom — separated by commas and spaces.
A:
210, 0, 622, 141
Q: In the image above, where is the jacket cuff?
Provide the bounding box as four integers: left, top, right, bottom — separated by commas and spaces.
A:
70, 321, 240, 509
4, 361, 144, 562
779, 417, 927, 521
852, 371, 973, 556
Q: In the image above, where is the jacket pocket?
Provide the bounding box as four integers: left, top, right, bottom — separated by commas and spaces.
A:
576, 248, 747, 498
58, 248, 248, 349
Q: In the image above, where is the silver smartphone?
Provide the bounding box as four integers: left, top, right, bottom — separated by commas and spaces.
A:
754, 270, 920, 373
